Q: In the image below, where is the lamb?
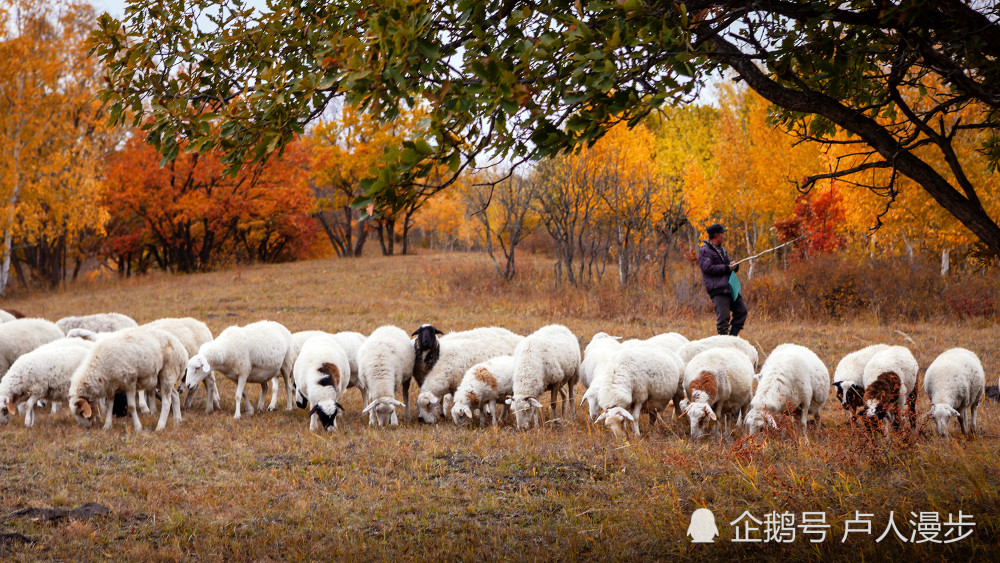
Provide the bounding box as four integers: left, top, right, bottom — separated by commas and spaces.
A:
677, 335, 759, 368
0, 318, 67, 376
184, 320, 295, 419
144, 317, 219, 412
358, 325, 414, 426
0, 338, 94, 427
832, 344, 891, 415
743, 344, 829, 437
450, 355, 516, 427
69, 326, 187, 431
506, 324, 581, 430
579, 333, 623, 420
292, 334, 351, 432
414, 327, 524, 424
292, 330, 368, 404
862, 345, 918, 434
919, 348, 985, 439
679, 347, 755, 439
56, 313, 138, 335
594, 343, 683, 438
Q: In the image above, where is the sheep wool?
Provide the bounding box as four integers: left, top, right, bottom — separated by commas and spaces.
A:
358, 325, 415, 427
862, 345, 918, 433
744, 343, 829, 437
451, 355, 516, 427
0, 338, 94, 427
144, 317, 219, 413
595, 343, 682, 438
921, 348, 985, 439
677, 335, 759, 369
508, 324, 581, 431
56, 313, 138, 335
681, 347, 754, 439
293, 334, 351, 432
0, 318, 67, 377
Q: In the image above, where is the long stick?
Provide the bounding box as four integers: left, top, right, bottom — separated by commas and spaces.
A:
733, 233, 810, 265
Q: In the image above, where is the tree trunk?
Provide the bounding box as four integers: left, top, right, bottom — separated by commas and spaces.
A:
0, 229, 12, 298
941, 248, 951, 277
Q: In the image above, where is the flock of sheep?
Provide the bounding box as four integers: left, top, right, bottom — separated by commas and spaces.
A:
0, 310, 990, 441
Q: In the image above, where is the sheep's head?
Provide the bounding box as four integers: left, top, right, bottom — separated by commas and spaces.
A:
185, 355, 212, 389
580, 389, 600, 422
69, 395, 96, 428
310, 401, 344, 432
411, 324, 444, 352
683, 402, 717, 439
864, 399, 890, 421
451, 402, 475, 426
417, 391, 445, 424
505, 396, 542, 431
743, 408, 776, 435
362, 397, 406, 427
833, 381, 865, 410
595, 406, 633, 439
0, 394, 18, 425
927, 403, 960, 438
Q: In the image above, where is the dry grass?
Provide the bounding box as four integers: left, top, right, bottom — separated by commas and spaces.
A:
1, 252, 998, 560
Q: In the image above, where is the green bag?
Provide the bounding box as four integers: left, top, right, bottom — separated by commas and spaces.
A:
728, 271, 741, 301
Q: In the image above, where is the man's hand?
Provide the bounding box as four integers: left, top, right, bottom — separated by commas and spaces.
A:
729, 261, 739, 272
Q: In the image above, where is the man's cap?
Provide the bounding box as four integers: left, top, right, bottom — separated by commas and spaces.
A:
706, 224, 727, 237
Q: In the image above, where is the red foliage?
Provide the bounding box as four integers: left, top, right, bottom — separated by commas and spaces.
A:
101, 131, 317, 274
774, 182, 846, 258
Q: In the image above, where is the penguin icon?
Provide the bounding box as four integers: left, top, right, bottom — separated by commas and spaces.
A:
687, 508, 719, 543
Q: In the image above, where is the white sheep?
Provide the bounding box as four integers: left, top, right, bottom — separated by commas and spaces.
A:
677, 335, 759, 368
358, 325, 414, 427
920, 348, 984, 439
450, 355, 516, 427
862, 345, 918, 434
69, 326, 187, 431
506, 324, 581, 430
56, 312, 138, 335
293, 330, 368, 405
144, 317, 220, 412
578, 333, 623, 421
0, 318, 67, 376
680, 347, 755, 439
0, 338, 94, 427
414, 327, 523, 424
832, 344, 891, 414
0, 309, 17, 323
624, 332, 689, 355
593, 343, 682, 437
292, 334, 351, 432
743, 344, 829, 437
184, 320, 295, 419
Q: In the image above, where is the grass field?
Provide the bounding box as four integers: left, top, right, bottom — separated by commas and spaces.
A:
1, 252, 998, 560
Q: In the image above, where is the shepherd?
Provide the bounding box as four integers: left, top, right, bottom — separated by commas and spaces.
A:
698, 223, 747, 336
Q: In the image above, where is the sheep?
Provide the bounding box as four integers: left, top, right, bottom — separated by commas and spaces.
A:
0, 338, 94, 427
144, 317, 219, 413
593, 343, 682, 438
679, 347, 755, 439
56, 313, 137, 335
0, 309, 16, 323
292, 334, 351, 432
677, 335, 759, 368
743, 344, 829, 437
184, 320, 295, 419
832, 344, 891, 415
68, 326, 187, 431
862, 346, 918, 434
625, 332, 689, 355
358, 325, 414, 427
292, 330, 368, 404
919, 348, 985, 439
506, 324, 581, 431
414, 327, 524, 424
450, 355, 515, 427
0, 318, 67, 377
579, 333, 623, 421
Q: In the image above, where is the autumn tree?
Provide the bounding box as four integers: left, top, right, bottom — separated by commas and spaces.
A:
0, 0, 114, 294
92, 1, 1000, 260
461, 171, 541, 280
102, 131, 316, 274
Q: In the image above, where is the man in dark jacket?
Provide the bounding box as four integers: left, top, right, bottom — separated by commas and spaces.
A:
698, 224, 748, 336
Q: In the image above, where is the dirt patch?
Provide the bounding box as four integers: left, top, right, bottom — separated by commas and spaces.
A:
7, 502, 111, 523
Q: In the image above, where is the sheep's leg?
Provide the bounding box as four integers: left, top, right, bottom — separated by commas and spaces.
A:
256, 380, 269, 412
50, 402, 59, 415
310, 413, 319, 432
550, 386, 559, 421
182, 384, 198, 409
631, 404, 643, 436
958, 408, 969, 436
209, 376, 221, 410
267, 376, 280, 411
101, 394, 115, 430
567, 376, 577, 419
283, 372, 294, 411
234, 376, 251, 419
137, 390, 151, 415
970, 404, 979, 437
127, 389, 143, 432
155, 386, 172, 431
490, 400, 499, 428
24, 395, 40, 427
171, 389, 182, 426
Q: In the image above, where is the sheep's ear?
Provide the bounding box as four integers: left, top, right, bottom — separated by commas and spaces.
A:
707, 407, 717, 422
620, 409, 635, 422
594, 412, 607, 423
335, 402, 344, 412
435, 328, 443, 335
528, 397, 543, 408
391, 399, 406, 408
79, 398, 93, 419
579, 395, 589, 407
949, 406, 960, 417
766, 412, 777, 429
428, 395, 439, 405
361, 400, 378, 414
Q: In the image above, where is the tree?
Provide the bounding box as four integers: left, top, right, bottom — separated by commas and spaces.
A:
0, 0, 114, 294
92, 2, 1000, 257
461, 171, 541, 280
